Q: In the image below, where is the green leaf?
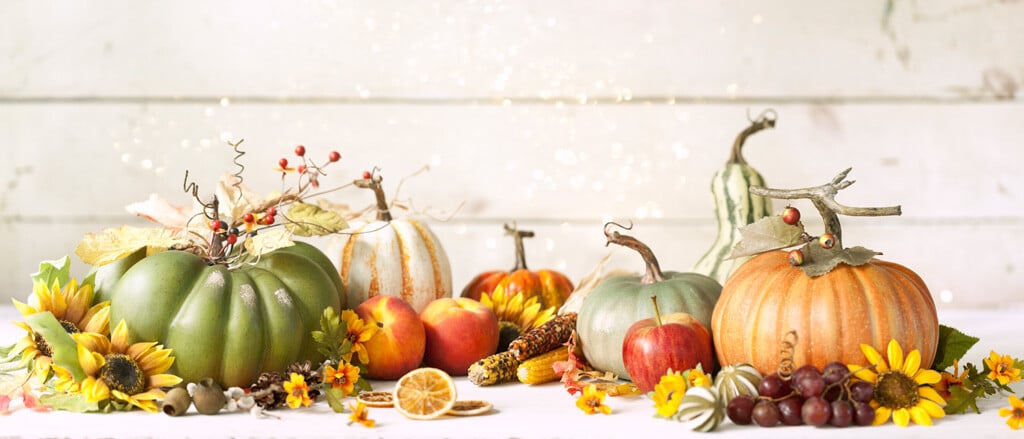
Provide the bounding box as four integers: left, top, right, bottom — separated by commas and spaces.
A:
944, 385, 982, 415
324, 387, 348, 413
31, 256, 71, 288
932, 325, 980, 370
355, 377, 373, 393
799, 245, 881, 277
729, 216, 805, 259
25, 313, 85, 381
39, 392, 101, 413
284, 202, 349, 237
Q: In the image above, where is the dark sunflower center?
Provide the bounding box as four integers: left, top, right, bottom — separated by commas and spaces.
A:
874, 371, 920, 409
33, 320, 81, 358
100, 353, 146, 395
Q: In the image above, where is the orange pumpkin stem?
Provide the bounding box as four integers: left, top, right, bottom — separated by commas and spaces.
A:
603, 222, 666, 284
354, 173, 392, 222
749, 168, 902, 245
650, 295, 664, 327
729, 110, 776, 165
503, 222, 535, 271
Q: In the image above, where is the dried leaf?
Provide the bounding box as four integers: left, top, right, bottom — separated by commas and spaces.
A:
125, 193, 191, 230
75, 226, 186, 266
243, 229, 294, 257
284, 202, 349, 237
729, 216, 805, 259
216, 174, 262, 222
798, 244, 880, 277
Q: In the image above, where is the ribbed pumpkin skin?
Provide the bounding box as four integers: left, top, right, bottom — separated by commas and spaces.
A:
576, 272, 722, 380
108, 242, 344, 388
337, 218, 452, 313
461, 268, 574, 310
711, 251, 938, 376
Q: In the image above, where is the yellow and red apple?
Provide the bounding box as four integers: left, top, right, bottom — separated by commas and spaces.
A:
622, 302, 713, 393
419, 297, 499, 376
354, 295, 426, 380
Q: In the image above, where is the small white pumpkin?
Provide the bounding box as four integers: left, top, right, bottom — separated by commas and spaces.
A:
676, 386, 724, 432
332, 175, 452, 312
713, 362, 762, 406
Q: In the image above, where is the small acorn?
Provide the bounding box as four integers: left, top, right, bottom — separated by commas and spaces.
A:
162, 387, 192, 417
192, 378, 227, 415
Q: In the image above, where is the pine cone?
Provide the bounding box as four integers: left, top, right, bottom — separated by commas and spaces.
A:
248, 361, 323, 410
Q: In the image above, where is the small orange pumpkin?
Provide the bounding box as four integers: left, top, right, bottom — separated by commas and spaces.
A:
460, 224, 574, 310
711, 250, 938, 375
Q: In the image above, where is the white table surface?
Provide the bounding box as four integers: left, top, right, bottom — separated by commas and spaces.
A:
1, 305, 1021, 439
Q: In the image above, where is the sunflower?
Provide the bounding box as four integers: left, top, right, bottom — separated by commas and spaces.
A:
12, 278, 110, 379
73, 320, 182, 412
1000, 395, 1024, 430
651, 370, 687, 418
576, 384, 612, 415
850, 339, 946, 427
481, 284, 556, 332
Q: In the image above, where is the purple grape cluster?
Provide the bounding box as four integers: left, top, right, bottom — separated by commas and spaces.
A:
725, 362, 875, 428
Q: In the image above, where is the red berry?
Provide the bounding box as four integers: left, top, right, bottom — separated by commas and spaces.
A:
209, 220, 221, 230
264, 214, 275, 225
819, 233, 836, 249
362, 171, 372, 180
294, 145, 306, 156
227, 234, 238, 245
788, 249, 805, 266
297, 164, 307, 174
266, 207, 277, 216
243, 213, 255, 223
782, 206, 801, 225
328, 151, 341, 162
278, 158, 289, 169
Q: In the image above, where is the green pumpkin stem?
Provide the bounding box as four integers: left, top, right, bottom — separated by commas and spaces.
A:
354, 174, 392, 222
650, 295, 664, 327
728, 110, 776, 165
749, 168, 902, 245
603, 222, 666, 284
504, 222, 534, 271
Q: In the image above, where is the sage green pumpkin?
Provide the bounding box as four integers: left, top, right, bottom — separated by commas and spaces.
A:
105, 242, 344, 388
577, 227, 722, 380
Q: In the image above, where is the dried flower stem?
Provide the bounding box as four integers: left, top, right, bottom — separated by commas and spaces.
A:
749, 168, 901, 244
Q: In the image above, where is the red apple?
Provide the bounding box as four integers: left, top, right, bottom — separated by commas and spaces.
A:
622, 296, 714, 393
419, 297, 499, 376
354, 295, 426, 380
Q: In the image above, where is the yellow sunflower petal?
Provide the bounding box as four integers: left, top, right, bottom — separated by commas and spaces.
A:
860, 344, 888, 373
919, 399, 946, 418
63, 283, 91, 326
851, 364, 878, 382
11, 298, 38, 316
903, 349, 921, 376
887, 340, 904, 372
74, 332, 111, 354
908, 406, 933, 426
1011, 395, 1024, 407
914, 368, 942, 385
918, 386, 946, 405
1000, 407, 1014, 417
127, 341, 159, 362
82, 376, 111, 403
111, 320, 130, 353
81, 303, 111, 335
873, 406, 892, 425
138, 349, 175, 375
77, 343, 106, 376
892, 408, 911, 427
148, 373, 183, 388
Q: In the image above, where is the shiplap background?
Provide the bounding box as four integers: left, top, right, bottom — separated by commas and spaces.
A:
2, 0, 1022, 309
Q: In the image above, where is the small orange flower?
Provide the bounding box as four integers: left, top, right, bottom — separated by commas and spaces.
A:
1000, 395, 1024, 430
324, 362, 361, 396
283, 373, 312, 408
985, 351, 1021, 386
935, 358, 968, 400
687, 368, 712, 388
348, 401, 376, 428
576, 384, 611, 415
340, 310, 378, 365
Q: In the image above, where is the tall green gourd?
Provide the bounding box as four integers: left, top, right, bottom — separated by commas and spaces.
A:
691, 115, 775, 284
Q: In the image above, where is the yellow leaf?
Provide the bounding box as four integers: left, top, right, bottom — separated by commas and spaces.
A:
243, 229, 294, 257
75, 226, 186, 266
284, 202, 349, 237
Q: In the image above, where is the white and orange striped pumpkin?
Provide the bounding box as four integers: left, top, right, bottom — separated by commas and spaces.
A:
332, 176, 452, 312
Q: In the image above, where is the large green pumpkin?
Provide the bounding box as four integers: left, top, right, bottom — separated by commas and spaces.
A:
103, 241, 344, 388
577, 227, 722, 380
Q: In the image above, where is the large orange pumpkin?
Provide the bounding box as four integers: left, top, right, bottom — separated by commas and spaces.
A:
460, 224, 573, 310
711, 250, 938, 376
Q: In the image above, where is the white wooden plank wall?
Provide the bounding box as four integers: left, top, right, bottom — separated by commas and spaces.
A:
2, 1, 1022, 310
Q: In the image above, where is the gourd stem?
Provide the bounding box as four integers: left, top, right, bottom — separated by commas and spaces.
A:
354, 175, 392, 222
728, 110, 777, 164
603, 222, 666, 284
650, 295, 663, 327
749, 168, 902, 244
504, 222, 534, 271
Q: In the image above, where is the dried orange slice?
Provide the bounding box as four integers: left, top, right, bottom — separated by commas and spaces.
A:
448, 400, 493, 416
392, 367, 458, 420
356, 391, 394, 408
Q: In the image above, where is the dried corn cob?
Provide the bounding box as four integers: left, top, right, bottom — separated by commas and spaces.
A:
508, 312, 577, 361
517, 347, 569, 384
468, 351, 520, 386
